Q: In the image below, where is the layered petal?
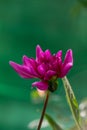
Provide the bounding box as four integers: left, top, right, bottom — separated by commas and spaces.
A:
60, 49, 73, 77
23, 55, 37, 69
9, 45, 73, 91
44, 49, 52, 61
56, 50, 62, 58
56, 50, 62, 65
32, 81, 48, 90
36, 45, 44, 62
37, 63, 47, 76
60, 63, 73, 77
63, 49, 73, 67
9, 61, 39, 78
44, 70, 56, 80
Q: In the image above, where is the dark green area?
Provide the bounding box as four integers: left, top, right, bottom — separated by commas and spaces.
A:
0, 0, 87, 130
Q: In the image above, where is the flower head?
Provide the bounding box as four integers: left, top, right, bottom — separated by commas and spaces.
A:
9, 45, 73, 91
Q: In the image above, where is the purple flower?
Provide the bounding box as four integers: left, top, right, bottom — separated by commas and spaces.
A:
9, 45, 73, 91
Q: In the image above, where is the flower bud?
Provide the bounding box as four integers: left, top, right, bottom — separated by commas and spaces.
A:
48, 77, 58, 92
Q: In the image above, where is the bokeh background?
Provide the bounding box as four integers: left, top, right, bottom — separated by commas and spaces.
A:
0, 0, 87, 130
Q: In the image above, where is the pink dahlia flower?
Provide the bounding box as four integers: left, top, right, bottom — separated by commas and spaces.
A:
9, 45, 73, 91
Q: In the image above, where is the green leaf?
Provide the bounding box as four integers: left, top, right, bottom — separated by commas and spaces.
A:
45, 113, 63, 130
62, 76, 81, 130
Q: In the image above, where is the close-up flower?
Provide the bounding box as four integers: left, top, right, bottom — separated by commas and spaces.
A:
1, 1, 86, 130
9, 45, 73, 91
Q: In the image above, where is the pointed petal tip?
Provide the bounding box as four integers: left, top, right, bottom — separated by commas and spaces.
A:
9, 61, 15, 66
22, 55, 29, 63
36, 44, 42, 50
36, 44, 40, 48
64, 49, 73, 63
36, 45, 43, 54
68, 49, 73, 63
67, 49, 73, 56
36, 45, 44, 61
9, 61, 12, 65
56, 50, 62, 57
9, 61, 20, 70
23, 55, 27, 59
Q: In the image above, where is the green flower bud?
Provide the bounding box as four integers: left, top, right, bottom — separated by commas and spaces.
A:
48, 77, 58, 92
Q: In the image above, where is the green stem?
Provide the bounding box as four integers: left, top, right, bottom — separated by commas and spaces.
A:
62, 76, 82, 130
37, 91, 50, 130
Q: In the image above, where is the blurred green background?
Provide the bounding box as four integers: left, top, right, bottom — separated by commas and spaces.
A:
0, 0, 87, 130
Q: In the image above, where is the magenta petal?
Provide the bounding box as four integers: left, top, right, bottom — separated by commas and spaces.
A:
63, 49, 73, 67
60, 49, 73, 77
37, 63, 47, 76
56, 50, 62, 65
36, 45, 44, 62
23, 55, 33, 65
32, 81, 48, 90
44, 49, 51, 60
23, 55, 37, 68
56, 50, 62, 58
44, 70, 56, 80
9, 61, 35, 78
60, 63, 73, 77
23, 56, 40, 77
9, 61, 40, 78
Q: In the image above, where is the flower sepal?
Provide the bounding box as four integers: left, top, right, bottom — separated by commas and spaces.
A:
48, 76, 58, 92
